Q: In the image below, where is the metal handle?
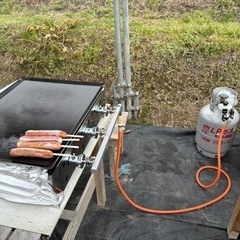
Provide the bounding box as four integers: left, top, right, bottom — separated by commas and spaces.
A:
91, 104, 122, 173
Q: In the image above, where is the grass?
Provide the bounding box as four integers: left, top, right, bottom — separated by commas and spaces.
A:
131, 15, 240, 56
0, 0, 239, 127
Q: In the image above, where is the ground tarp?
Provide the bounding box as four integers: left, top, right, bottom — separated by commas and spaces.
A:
52, 125, 240, 240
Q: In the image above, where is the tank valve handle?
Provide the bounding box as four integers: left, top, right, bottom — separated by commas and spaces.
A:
219, 93, 229, 102
222, 109, 228, 122
217, 93, 235, 123
219, 102, 234, 123
229, 109, 235, 119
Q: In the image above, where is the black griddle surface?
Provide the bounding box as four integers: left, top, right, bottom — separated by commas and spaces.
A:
0, 77, 103, 169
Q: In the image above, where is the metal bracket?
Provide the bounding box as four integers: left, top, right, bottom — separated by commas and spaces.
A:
65, 154, 96, 168
79, 126, 100, 138
59, 104, 121, 171
92, 104, 112, 116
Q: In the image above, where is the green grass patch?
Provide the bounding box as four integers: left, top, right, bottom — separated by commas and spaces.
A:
0, 1, 239, 126
130, 11, 240, 58
0, 7, 239, 81
1, 7, 239, 68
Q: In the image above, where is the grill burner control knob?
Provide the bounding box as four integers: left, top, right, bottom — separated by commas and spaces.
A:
92, 104, 112, 116
79, 127, 99, 138
68, 154, 86, 168
67, 154, 95, 168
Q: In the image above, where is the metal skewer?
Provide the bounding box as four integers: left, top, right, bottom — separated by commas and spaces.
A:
66, 134, 84, 138
53, 153, 73, 157
63, 138, 80, 141
61, 145, 79, 149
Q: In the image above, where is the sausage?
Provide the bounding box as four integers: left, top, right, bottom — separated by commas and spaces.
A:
17, 141, 62, 150
19, 136, 63, 143
10, 148, 54, 158
25, 130, 68, 138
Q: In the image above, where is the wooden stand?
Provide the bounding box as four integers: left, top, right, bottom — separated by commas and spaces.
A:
228, 196, 240, 239
108, 111, 128, 179
0, 111, 128, 240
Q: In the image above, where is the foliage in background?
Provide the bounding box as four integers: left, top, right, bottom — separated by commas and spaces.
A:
0, 0, 240, 127
13, 19, 115, 82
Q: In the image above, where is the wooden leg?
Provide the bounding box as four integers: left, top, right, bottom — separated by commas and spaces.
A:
62, 174, 95, 240
228, 196, 240, 239
91, 136, 106, 206
108, 129, 124, 180
120, 131, 123, 154
108, 144, 117, 179
94, 160, 106, 206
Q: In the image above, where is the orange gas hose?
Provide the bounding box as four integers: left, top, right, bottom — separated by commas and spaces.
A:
115, 125, 231, 214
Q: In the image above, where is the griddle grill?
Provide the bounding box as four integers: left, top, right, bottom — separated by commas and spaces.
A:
0, 77, 105, 189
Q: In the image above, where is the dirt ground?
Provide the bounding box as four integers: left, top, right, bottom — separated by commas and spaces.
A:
1, 52, 239, 131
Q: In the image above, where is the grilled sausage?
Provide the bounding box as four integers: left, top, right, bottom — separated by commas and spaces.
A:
17, 141, 62, 150
25, 130, 68, 138
10, 148, 54, 158
19, 136, 63, 143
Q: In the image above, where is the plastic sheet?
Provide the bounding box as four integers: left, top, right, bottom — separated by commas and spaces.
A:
0, 162, 64, 206
58, 125, 240, 240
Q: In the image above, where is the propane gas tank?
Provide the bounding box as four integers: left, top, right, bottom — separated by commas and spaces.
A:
195, 87, 239, 158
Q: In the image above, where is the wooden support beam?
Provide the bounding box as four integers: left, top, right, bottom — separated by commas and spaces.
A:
9, 229, 41, 240
0, 226, 42, 240
108, 145, 117, 178
0, 225, 13, 240
62, 174, 95, 240
94, 160, 106, 206
228, 196, 240, 239
61, 209, 78, 221
108, 111, 128, 179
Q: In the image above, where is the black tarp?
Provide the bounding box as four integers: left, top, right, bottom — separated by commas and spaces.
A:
52, 125, 240, 240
